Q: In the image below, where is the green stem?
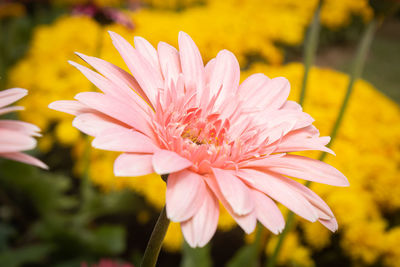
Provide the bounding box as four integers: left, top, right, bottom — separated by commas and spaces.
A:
299, 0, 322, 106
140, 206, 171, 267
80, 135, 93, 202
319, 17, 378, 161
0, 19, 8, 91
265, 17, 378, 267
253, 222, 263, 261
265, 212, 295, 267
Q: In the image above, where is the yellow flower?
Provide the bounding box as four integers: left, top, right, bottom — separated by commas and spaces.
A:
341, 220, 386, 265
383, 227, 400, 267
301, 220, 331, 250
55, 120, 81, 146
164, 222, 184, 252
266, 232, 315, 267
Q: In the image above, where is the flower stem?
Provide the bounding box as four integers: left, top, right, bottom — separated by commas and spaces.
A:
265, 17, 378, 267
140, 206, 171, 267
299, 0, 322, 106
252, 222, 264, 262
319, 17, 378, 161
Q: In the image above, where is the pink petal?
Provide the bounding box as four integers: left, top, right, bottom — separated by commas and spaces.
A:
166, 170, 206, 222
178, 31, 205, 93
205, 175, 257, 233
92, 127, 158, 153
265, 154, 349, 187
0, 120, 41, 137
0, 152, 48, 169
233, 210, 257, 234
208, 50, 240, 108
253, 110, 315, 145
48, 100, 94, 116
68, 60, 116, 96
0, 88, 27, 108
238, 73, 271, 109
239, 73, 269, 96
262, 110, 314, 133
263, 77, 290, 110
269, 174, 335, 220
239, 153, 286, 169
69, 60, 151, 114
114, 153, 154, 177
0, 106, 24, 116
134, 36, 160, 71
72, 63, 152, 124
274, 134, 335, 155
108, 31, 163, 105
0, 129, 36, 153
74, 92, 154, 138
252, 190, 285, 234
75, 52, 153, 108
157, 42, 181, 84
319, 217, 338, 232
152, 149, 192, 175
237, 169, 319, 222
204, 58, 216, 84
72, 113, 126, 137
181, 187, 219, 247
212, 168, 254, 216
281, 100, 302, 111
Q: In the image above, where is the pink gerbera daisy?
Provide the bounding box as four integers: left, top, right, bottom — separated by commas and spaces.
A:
0, 88, 47, 169
49, 32, 348, 247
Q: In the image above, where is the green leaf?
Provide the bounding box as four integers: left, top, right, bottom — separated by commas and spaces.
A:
89, 225, 126, 255
227, 244, 257, 267
76, 189, 141, 225
0, 244, 54, 267
180, 241, 212, 267
0, 223, 16, 251
0, 160, 77, 217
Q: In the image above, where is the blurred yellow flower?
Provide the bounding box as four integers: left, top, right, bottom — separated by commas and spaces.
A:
341, 220, 386, 265
267, 231, 315, 267
384, 227, 400, 267
55, 120, 81, 146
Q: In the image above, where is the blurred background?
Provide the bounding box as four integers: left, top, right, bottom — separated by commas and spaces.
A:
0, 0, 399, 266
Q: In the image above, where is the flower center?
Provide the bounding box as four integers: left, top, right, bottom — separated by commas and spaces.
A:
180, 108, 230, 147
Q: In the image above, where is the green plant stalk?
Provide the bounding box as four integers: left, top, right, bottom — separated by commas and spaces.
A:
299, 0, 322, 106
319, 17, 378, 161
265, 212, 294, 267
140, 206, 171, 267
266, 17, 378, 267
0, 20, 7, 91
253, 222, 263, 261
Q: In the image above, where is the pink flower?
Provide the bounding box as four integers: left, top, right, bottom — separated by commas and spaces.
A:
0, 88, 47, 169
81, 259, 134, 267
72, 4, 135, 29
49, 32, 348, 247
